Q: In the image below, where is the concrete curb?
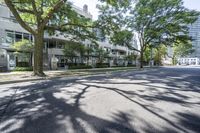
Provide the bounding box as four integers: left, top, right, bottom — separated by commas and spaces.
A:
0, 67, 158, 85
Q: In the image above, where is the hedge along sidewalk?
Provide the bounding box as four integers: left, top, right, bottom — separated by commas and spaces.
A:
0, 67, 142, 85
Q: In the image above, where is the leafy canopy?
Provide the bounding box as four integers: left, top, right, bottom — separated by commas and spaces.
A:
12, 39, 33, 52
128, 0, 199, 48
4, 0, 97, 42
173, 40, 194, 58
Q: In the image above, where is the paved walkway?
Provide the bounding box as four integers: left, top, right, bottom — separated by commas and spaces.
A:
0, 67, 200, 133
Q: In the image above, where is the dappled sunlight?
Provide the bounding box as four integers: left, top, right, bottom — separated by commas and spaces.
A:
0, 67, 200, 133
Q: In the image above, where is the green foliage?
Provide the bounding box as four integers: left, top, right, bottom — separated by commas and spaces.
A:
13, 67, 33, 71
63, 41, 85, 62
172, 40, 194, 64
4, 0, 100, 75
111, 30, 132, 45
11, 40, 33, 63
98, 0, 131, 7
143, 47, 151, 63
173, 41, 194, 57
98, 0, 200, 68
130, 0, 199, 67
12, 39, 33, 52
154, 45, 167, 65
129, 0, 199, 47
96, 63, 109, 68
143, 45, 167, 65
125, 53, 138, 61
95, 47, 109, 64
97, 1, 130, 37
68, 64, 92, 69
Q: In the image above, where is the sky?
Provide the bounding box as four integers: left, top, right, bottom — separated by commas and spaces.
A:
70, 0, 200, 20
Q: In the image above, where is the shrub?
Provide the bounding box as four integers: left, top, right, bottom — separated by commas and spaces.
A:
96, 63, 109, 68
68, 64, 92, 69
127, 64, 136, 67
13, 67, 33, 71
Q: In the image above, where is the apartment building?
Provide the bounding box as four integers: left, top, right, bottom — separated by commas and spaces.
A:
0, 3, 138, 71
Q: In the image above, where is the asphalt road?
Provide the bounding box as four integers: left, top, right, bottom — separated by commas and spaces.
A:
0, 66, 200, 133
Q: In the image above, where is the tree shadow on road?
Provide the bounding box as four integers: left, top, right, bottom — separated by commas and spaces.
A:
0, 67, 200, 133
0, 79, 137, 133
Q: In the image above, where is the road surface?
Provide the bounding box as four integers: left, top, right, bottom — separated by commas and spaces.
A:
0, 67, 200, 133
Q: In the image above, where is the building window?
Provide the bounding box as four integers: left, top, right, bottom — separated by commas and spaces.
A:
48, 40, 56, 48
6, 30, 14, 43
5, 30, 32, 44
23, 33, 30, 40
30, 35, 33, 41
15, 32, 22, 42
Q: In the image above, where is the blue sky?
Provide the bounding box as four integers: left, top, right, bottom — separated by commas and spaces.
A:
70, 0, 200, 20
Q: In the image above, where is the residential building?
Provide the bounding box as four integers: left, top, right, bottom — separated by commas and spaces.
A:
0, 3, 138, 71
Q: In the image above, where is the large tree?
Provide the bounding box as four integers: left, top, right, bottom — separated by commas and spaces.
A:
128, 0, 199, 68
4, 0, 129, 76
110, 30, 140, 52
98, 0, 199, 68
4, 0, 98, 76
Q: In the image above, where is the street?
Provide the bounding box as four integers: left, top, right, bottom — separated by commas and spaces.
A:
0, 67, 200, 133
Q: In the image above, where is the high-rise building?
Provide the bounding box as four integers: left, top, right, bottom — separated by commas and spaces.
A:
189, 16, 200, 58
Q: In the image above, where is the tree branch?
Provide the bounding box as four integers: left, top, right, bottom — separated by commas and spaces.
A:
31, 0, 39, 15
45, 23, 95, 30
16, 8, 35, 14
4, 0, 36, 34
41, 0, 67, 28
126, 43, 141, 52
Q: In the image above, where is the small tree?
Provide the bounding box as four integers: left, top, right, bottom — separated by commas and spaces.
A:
63, 42, 78, 64
172, 40, 194, 64
125, 53, 138, 66
95, 47, 109, 64
12, 40, 33, 67
154, 45, 167, 66
84, 46, 94, 65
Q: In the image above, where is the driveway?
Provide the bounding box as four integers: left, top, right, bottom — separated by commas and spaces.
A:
0, 67, 200, 133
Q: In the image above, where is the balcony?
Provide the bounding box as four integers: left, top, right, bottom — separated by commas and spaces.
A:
112, 45, 127, 52
47, 48, 64, 55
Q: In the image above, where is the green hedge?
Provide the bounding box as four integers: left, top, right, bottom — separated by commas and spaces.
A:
96, 63, 109, 68
68, 64, 92, 69
13, 67, 33, 71
127, 64, 136, 67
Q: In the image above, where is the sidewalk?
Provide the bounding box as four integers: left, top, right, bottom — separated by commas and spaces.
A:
0, 67, 140, 84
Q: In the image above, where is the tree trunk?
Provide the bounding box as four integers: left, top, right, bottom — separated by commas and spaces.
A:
140, 50, 144, 69
33, 32, 45, 76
